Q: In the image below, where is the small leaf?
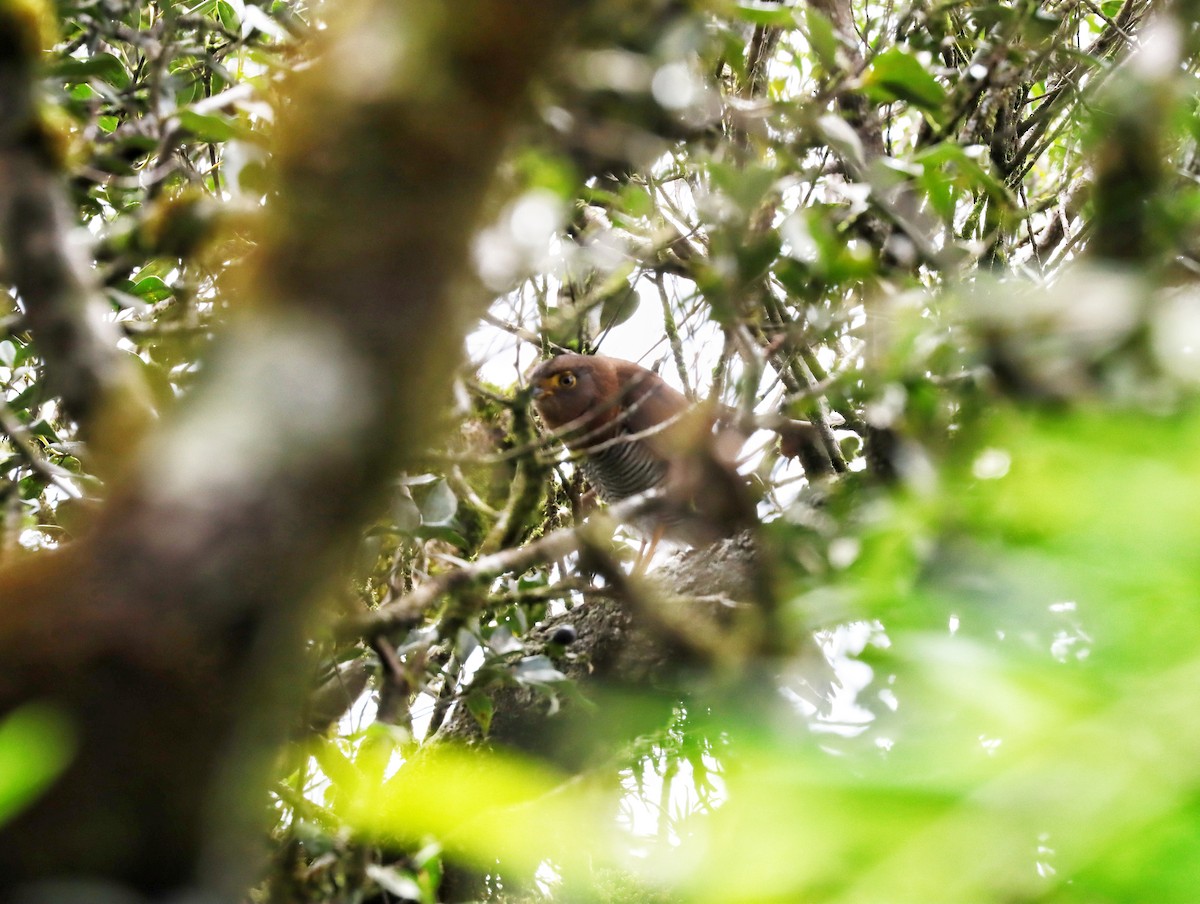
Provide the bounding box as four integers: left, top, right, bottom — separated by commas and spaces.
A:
709, 162, 778, 214
393, 490, 422, 534
486, 627, 524, 656
413, 524, 467, 547
914, 143, 1011, 206
365, 863, 424, 900
112, 133, 159, 158
132, 276, 174, 302
862, 48, 947, 113
419, 479, 457, 526
599, 282, 640, 330
512, 655, 566, 686
241, 4, 289, 39
236, 159, 269, 196
816, 114, 866, 171
514, 147, 578, 199
465, 691, 494, 736
217, 0, 242, 33
616, 183, 654, 220
804, 8, 840, 73
29, 420, 59, 442
738, 230, 782, 284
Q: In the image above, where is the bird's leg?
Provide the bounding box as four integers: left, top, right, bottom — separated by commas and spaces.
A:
633, 523, 666, 574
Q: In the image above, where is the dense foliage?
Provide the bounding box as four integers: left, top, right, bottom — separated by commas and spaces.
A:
3, 1, 1200, 902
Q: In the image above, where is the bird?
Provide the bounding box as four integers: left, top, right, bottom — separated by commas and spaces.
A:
526, 353, 754, 554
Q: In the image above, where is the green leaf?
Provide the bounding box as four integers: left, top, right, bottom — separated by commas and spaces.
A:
815, 114, 866, 170
862, 48, 947, 112
177, 109, 239, 143
29, 420, 59, 442
915, 144, 1009, 199
0, 704, 75, 827
236, 159, 269, 196
414, 524, 467, 547
50, 52, 132, 89
341, 744, 610, 875
132, 276, 174, 302
365, 864, 424, 900
919, 162, 957, 222
419, 479, 457, 526
393, 490, 422, 534
217, 0, 241, 33
735, 1, 799, 27
599, 282, 640, 330
804, 7, 840, 73
512, 655, 566, 687
616, 183, 654, 220
709, 162, 778, 214
738, 230, 782, 284
514, 148, 578, 199
466, 691, 494, 736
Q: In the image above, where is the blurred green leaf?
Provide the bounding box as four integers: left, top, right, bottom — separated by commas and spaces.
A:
616, 183, 655, 220
366, 863, 425, 901
414, 524, 467, 547
599, 281, 641, 330
132, 276, 174, 302
393, 490, 422, 534
734, 2, 798, 27
709, 162, 778, 214
804, 7, 840, 73
513, 655, 567, 686
419, 479, 458, 526
50, 52, 131, 89
178, 109, 241, 143
0, 704, 75, 828
465, 691, 494, 736
948, 407, 1200, 667
341, 745, 613, 874
914, 143, 1012, 214
862, 48, 947, 112
217, 0, 241, 33
514, 147, 579, 198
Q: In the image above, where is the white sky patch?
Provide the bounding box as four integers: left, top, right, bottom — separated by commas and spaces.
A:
475, 191, 567, 291
1153, 287, 1200, 383
972, 447, 1011, 480
651, 62, 701, 110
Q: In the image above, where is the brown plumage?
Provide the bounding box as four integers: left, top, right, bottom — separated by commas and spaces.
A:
528, 353, 753, 547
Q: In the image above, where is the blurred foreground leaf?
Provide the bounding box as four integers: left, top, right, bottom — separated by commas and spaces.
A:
339, 744, 614, 875
0, 704, 75, 828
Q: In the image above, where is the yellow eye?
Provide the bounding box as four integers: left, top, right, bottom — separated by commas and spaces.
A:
558, 372, 576, 388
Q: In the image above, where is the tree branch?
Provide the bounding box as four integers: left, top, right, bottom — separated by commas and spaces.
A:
0, 9, 150, 448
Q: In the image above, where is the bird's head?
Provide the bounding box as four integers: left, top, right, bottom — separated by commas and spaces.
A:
527, 354, 619, 431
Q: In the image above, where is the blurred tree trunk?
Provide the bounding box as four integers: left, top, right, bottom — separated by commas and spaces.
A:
0, 0, 581, 898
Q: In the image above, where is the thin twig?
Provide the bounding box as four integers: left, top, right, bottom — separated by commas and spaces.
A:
337, 490, 669, 641
0, 399, 82, 498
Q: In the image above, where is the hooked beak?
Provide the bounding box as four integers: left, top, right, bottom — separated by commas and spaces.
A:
530, 382, 550, 401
